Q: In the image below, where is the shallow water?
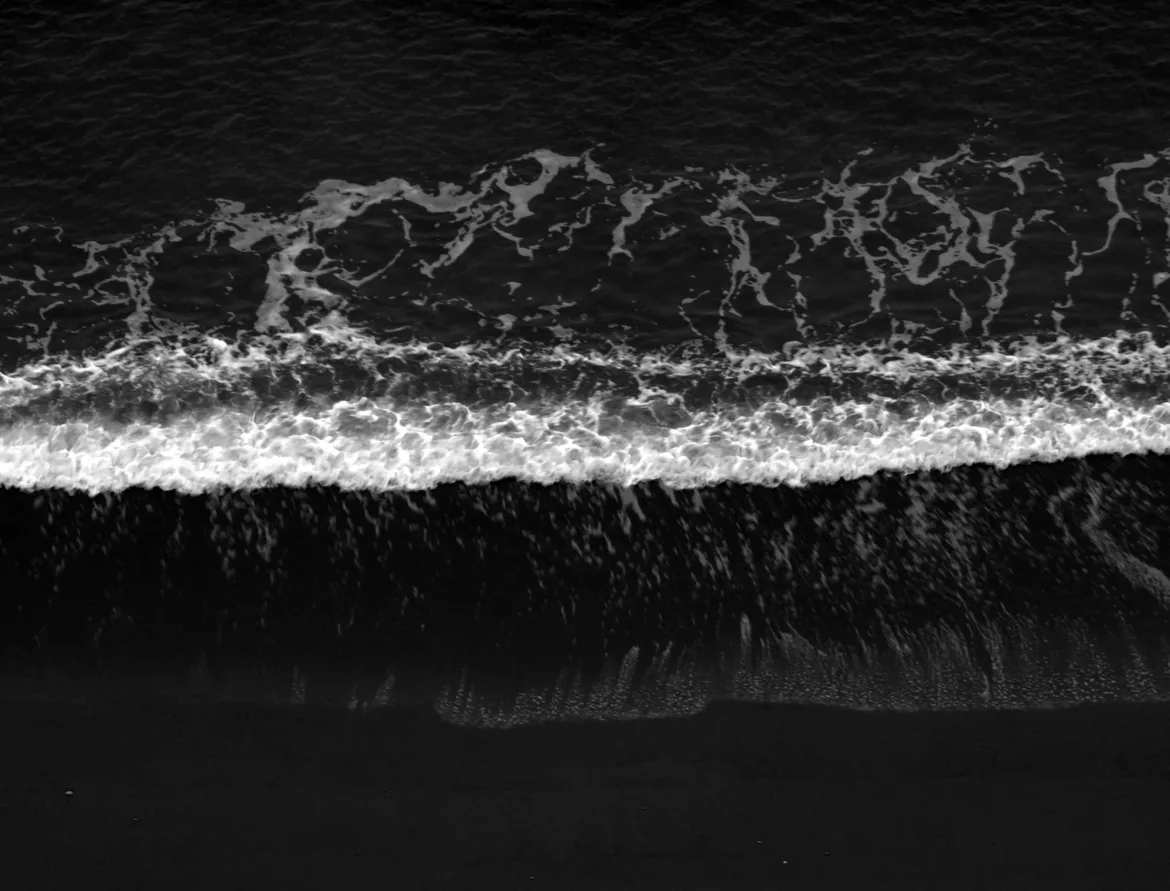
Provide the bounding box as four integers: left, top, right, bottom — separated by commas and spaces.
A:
3, 0, 1170, 725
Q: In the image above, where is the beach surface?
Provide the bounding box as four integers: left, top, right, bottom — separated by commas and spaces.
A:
3, 694, 1169, 890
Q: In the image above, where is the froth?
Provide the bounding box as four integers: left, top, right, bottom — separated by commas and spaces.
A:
2, 384, 1169, 493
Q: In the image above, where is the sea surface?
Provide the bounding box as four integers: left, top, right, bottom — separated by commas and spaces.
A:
4, 0, 1170, 724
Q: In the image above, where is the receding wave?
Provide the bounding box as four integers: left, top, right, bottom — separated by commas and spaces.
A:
6, 143, 1170, 721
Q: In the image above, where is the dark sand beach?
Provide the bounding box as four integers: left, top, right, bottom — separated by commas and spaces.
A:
4, 693, 1169, 890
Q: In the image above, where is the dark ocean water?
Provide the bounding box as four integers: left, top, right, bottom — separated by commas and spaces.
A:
4, 0, 1170, 723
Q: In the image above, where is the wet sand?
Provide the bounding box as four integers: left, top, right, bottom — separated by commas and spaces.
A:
2, 695, 1169, 890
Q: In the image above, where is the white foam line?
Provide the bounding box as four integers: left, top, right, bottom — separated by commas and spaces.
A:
2, 394, 1169, 493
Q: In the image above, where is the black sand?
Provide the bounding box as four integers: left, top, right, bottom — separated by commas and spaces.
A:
3, 696, 1168, 890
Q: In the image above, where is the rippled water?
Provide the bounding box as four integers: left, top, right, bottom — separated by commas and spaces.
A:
3, 0, 1170, 724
